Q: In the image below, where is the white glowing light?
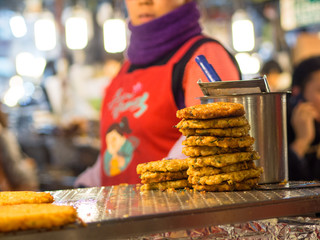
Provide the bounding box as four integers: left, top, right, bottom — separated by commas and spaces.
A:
103, 19, 127, 53
280, 0, 296, 31
3, 76, 25, 107
235, 53, 261, 74
24, 81, 35, 96
65, 17, 88, 50
9, 75, 23, 87
232, 10, 255, 52
9, 15, 27, 38
16, 52, 46, 78
34, 18, 57, 51
4, 89, 20, 107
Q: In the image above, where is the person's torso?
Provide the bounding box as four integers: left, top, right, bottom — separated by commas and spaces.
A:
100, 35, 213, 186
287, 98, 320, 180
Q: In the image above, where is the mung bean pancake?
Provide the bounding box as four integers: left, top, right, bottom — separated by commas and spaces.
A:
192, 178, 259, 192
176, 102, 245, 119
176, 116, 248, 129
188, 168, 263, 185
140, 171, 188, 184
179, 125, 250, 137
140, 179, 190, 191
182, 146, 252, 157
137, 158, 189, 174
188, 151, 260, 168
0, 191, 54, 206
187, 161, 256, 177
183, 135, 255, 148
0, 204, 77, 232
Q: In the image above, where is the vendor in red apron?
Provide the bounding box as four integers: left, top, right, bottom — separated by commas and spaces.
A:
75, 0, 241, 187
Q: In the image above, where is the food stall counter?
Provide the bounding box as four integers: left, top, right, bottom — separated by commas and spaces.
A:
2, 182, 320, 239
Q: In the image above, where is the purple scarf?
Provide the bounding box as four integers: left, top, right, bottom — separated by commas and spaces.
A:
127, 1, 202, 65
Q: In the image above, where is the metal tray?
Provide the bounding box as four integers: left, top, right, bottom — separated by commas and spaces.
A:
197, 76, 270, 96
2, 182, 320, 239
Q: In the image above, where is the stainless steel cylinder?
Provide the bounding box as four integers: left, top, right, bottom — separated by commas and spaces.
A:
200, 92, 288, 184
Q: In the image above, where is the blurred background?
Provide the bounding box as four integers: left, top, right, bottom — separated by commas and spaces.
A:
0, 0, 320, 190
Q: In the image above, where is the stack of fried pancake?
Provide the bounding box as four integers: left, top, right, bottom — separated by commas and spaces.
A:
176, 102, 263, 192
136, 158, 190, 190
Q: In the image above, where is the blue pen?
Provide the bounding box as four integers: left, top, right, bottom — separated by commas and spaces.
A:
195, 55, 221, 82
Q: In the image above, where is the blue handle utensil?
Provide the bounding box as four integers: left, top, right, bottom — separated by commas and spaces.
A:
195, 55, 221, 82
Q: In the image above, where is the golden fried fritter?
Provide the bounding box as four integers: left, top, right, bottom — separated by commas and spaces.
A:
179, 125, 250, 137
0, 191, 54, 206
140, 179, 190, 191
182, 146, 253, 157
136, 158, 188, 174
188, 151, 260, 168
192, 178, 259, 192
187, 161, 255, 177
176, 116, 248, 129
176, 102, 245, 119
188, 167, 263, 185
0, 204, 77, 232
140, 171, 188, 184
183, 135, 255, 148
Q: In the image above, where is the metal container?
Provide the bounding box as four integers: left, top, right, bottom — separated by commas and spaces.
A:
201, 92, 288, 184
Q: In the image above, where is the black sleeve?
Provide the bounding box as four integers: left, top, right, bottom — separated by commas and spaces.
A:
288, 147, 312, 181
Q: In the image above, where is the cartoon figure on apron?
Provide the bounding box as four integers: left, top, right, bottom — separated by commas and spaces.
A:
103, 116, 139, 176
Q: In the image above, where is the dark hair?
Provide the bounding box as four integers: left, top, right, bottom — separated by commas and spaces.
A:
261, 60, 282, 75
292, 56, 320, 93
107, 116, 131, 135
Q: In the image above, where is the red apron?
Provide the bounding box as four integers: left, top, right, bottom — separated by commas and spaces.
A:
99, 35, 237, 186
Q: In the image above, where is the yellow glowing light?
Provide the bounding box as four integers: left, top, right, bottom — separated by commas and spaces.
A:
9, 15, 27, 38
34, 19, 56, 51
103, 19, 127, 53
65, 17, 88, 50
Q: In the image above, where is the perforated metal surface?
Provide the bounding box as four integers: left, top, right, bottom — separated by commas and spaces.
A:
50, 185, 319, 220
2, 184, 320, 239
